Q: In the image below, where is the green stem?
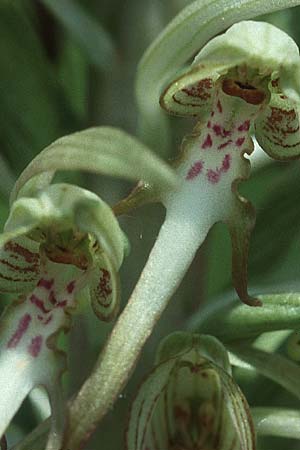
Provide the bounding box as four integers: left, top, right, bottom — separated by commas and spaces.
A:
11, 419, 49, 450
252, 407, 300, 439
63, 210, 210, 449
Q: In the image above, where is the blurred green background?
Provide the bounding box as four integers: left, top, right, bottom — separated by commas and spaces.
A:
2, 1, 300, 449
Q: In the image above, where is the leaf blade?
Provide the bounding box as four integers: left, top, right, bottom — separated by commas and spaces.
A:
11, 127, 178, 203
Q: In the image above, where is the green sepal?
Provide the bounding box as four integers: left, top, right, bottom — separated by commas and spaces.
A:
193, 21, 300, 96
5, 183, 126, 267
126, 332, 255, 450
11, 127, 178, 204
156, 332, 231, 373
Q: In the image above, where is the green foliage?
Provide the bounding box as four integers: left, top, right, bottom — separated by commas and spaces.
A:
2, 1, 300, 450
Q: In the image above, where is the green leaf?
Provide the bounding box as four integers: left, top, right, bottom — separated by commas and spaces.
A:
11, 127, 178, 204
229, 344, 300, 399
0, 155, 15, 198
136, 0, 300, 150
0, 3, 76, 174
252, 407, 300, 439
193, 293, 300, 341
41, 0, 115, 70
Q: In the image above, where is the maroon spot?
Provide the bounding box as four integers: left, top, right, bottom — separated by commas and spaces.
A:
201, 133, 213, 149
181, 78, 212, 100
28, 335, 43, 357
238, 120, 250, 132
213, 124, 222, 136
263, 106, 299, 144
186, 161, 203, 180
213, 124, 231, 138
271, 78, 279, 88
56, 300, 67, 308
218, 140, 232, 150
236, 137, 245, 147
7, 314, 32, 348
49, 290, 57, 305
207, 169, 220, 184
217, 100, 223, 113
96, 269, 112, 305
207, 120, 211, 128
37, 278, 54, 290
67, 280, 76, 294
210, 111, 215, 117
220, 154, 231, 172
30, 294, 50, 314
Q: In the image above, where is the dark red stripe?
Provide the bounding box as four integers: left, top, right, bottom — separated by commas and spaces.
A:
4, 242, 39, 264
7, 314, 32, 348
28, 335, 43, 357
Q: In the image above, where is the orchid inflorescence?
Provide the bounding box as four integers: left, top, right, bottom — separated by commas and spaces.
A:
2, 1, 300, 450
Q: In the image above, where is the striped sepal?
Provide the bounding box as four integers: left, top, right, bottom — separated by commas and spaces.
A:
160, 62, 226, 118
89, 253, 120, 322
0, 236, 40, 293
255, 86, 300, 160
126, 333, 255, 450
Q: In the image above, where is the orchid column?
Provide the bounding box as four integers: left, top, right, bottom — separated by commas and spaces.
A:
66, 21, 300, 449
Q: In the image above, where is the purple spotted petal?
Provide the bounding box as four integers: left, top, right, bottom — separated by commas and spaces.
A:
0, 257, 86, 447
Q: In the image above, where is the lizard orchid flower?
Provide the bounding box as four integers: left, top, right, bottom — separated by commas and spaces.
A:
0, 126, 177, 448
127, 332, 255, 450
159, 20, 300, 306
0, 182, 128, 448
